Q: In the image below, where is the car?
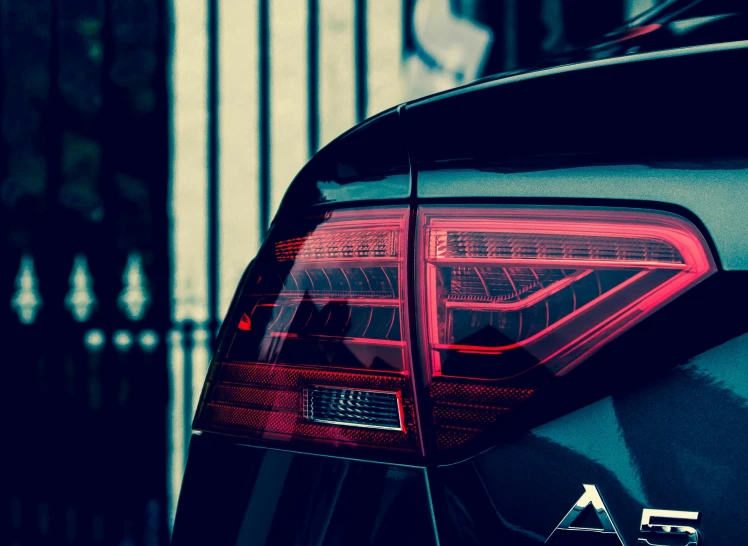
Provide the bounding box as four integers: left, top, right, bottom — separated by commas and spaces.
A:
171, 31, 748, 546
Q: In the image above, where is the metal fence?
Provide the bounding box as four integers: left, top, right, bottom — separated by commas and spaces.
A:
2, 0, 171, 544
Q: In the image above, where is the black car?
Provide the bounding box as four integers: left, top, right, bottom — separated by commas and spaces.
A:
171, 25, 748, 546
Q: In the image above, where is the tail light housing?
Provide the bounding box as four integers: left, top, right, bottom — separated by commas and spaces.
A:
418, 207, 715, 450
194, 205, 715, 458
194, 208, 422, 453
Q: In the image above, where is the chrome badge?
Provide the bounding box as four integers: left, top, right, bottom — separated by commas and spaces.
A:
545, 484, 701, 546
545, 484, 624, 545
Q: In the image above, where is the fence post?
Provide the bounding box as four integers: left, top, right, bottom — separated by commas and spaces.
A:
354, 0, 368, 122
207, 0, 220, 353
258, 0, 271, 240
181, 320, 196, 465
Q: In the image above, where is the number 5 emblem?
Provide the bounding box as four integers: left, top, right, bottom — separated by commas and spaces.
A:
639, 508, 700, 546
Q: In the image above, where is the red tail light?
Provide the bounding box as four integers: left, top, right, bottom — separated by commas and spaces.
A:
194, 205, 715, 457
193, 208, 422, 453
418, 207, 715, 450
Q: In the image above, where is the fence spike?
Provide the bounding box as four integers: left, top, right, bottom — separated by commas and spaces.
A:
118, 252, 150, 321
65, 254, 98, 322
11, 254, 43, 324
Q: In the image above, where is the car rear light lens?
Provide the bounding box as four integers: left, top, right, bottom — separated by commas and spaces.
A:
194, 204, 715, 458
193, 208, 422, 453
418, 207, 715, 450
304, 385, 404, 431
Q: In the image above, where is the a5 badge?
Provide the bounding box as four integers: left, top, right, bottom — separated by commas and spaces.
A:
545, 484, 700, 546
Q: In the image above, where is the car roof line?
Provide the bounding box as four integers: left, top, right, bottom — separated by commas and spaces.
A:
407, 39, 748, 107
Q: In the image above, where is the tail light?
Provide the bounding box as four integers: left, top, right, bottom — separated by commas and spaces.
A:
418, 207, 715, 450
193, 208, 422, 453
194, 205, 715, 458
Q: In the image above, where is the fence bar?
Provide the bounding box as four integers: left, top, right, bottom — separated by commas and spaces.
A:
259, 0, 271, 238
354, 0, 368, 122
207, 0, 220, 343
505, 0, 518, 71
403, 0, 416, 55
182, 322, 195, 465
308, 0, 319, 156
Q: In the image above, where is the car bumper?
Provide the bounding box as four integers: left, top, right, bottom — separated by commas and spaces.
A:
172, 433, 439, 546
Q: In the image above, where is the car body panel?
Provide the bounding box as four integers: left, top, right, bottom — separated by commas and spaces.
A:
172, 435, 439, 546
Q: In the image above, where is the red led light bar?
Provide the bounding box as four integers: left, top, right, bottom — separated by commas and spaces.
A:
418, 206, 715, 450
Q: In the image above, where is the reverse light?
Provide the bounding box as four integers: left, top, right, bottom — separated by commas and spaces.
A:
304, 385, 404, 431
418, 207, 715, 450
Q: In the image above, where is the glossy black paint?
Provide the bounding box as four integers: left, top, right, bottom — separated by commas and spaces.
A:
172, 434, 438, 546
404, 45, 748, 175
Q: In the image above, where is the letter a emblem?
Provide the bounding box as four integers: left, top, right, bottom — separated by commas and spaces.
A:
545, 484, 625, 545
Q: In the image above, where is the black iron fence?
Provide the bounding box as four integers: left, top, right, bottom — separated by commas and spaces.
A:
2, 0, 170, 543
